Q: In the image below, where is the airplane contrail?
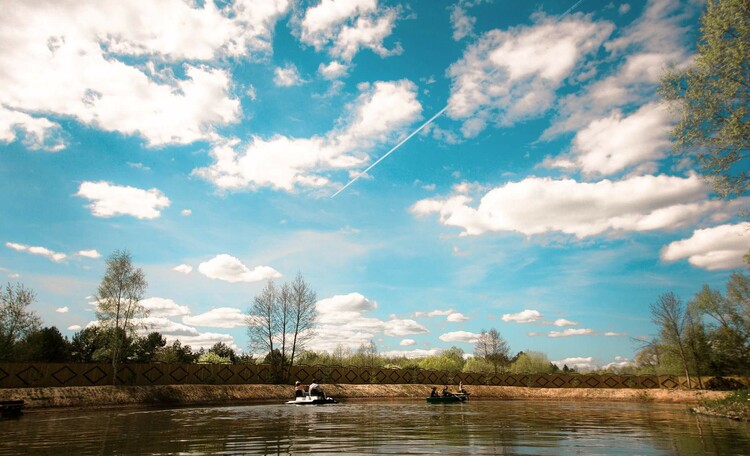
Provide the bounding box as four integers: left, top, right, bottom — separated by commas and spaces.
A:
330, 0, 586, 198
330, 105, 448, 198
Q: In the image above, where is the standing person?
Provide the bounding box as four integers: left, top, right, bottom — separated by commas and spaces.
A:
295, 381, 305, 397
458, 381, 468, 395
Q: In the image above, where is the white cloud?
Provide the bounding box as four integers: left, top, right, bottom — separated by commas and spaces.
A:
173, 264, 193, 274
553, 319, 578, 327
0, 106, 65, 151
544, 102, 673, 177
68, 325, 82, 331
450, 4, 475, 41
56, 307, 69, 313
447, 312, 469, 322
318, 61, 349, 79
317, 292, 377, 314
412, 174, 730, 239
298, 0, 399, 61
605, 332, 628, 337
661, 223, 750, 270
273, 64, 304, 87
384, 319, 429, 337
180, 209, 192, 216
163, 331, 239, 351
5, 242, 66, 262
380, 348, 441, 359
194, 79, 421, 192
400, 338, 416, 346
447, 13, 613, 136
413, 309, 453, 318
198, 254, 281, 283
140, 317, 200, 337
0, 0, 291, 148
502, 309, 542, 323
140, 297, 191, 318
76, 181, 170, 219
544, 0, 698, 137
549, 328, 596, 338
183, 307, 247, 329
552, 356, 596, 371
76, 249, 101, 259
439, 331, 480, 343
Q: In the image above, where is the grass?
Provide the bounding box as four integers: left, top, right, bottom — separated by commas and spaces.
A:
694, 389, 750, 421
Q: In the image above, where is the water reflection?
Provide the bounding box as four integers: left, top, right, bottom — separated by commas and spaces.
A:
2, 399, 749, 455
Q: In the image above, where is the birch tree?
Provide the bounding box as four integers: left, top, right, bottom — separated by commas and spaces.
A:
95, 250, 148, 385
0, 283, 41, 360
650, 292, 693, 388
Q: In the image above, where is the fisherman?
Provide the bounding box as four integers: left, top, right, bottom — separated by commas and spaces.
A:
295, 381, 305, 397
430, 386, 439, 397
442, 385, 451, 397
458, 381, 468, 395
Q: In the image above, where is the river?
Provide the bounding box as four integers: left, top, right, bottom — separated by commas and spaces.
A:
2, 399, 749, 455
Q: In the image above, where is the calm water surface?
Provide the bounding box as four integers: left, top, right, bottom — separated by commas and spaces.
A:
2, 399, 749, 455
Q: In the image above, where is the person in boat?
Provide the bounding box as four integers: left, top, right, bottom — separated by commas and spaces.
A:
430, 387, 439, 397
442, 385, 452, 397
295, 381, 305, 397
458, 381, 468, 395
309, 380, 325, 398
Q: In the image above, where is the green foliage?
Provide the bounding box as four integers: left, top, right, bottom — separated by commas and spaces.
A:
463, 356, 495, 373
154, 340, 197, 363
70, 327, 106, 363
509, 351, 554, 374
418, 347, 465, 373
132, 332, 167, 363
209, 342, 237, 364
0, 282, 42, 360
15, 326, 70, 362
474, 328, 510, 374
197, 351, 232, 364
659, 0, 750, 198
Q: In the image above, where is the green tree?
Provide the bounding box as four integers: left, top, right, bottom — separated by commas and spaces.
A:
197, 351, 231, 364
132, 332, 167, 363
154, 340, 196, 363
209, 341, 237, 364
0, 282, 41, 360
658, 0, 750, 198
473, 328, 510, 374
95, 250, 148, 384
509, 351, 554, 374
70, 327, 106, 363
15, 326, 70, 362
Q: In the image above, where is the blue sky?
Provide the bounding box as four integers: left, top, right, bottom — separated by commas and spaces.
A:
1, 0, 748, 370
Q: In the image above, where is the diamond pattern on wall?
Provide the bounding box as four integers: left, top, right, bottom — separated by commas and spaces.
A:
51, 366, 77, 385
144, 366, 164, 384
84, 366, 107, 384
16, 366, 43, 386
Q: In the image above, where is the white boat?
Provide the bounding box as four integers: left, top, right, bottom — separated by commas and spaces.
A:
285, 394, 338, 405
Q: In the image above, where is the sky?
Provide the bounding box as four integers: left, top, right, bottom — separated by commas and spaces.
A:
1, 0, 748, 371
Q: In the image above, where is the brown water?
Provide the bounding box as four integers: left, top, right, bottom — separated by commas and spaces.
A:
2, 399, 749, 455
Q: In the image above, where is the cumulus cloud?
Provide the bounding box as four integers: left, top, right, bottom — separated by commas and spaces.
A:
661, 223, 750, 270
0, 0, 291, 149
544, 0, 698, 137
140, 297, 191, 318
310, 292, 428, 352
194, 79, 421, 192
605, 332, 628, 337
0, 106, 65, 151
76, 249, 101, 259
68, 325, 82, 331
548, 328, 596, 337
553, 356, 597, 371
76, 181, 170, 219
413, 309, 453, 318
56, 307, 69, 313
400, 338, 416, 346
447, 13, 613, 137
198, 254, 281, 283
298, 0, 400, 61
163, 332, 239, 351
274, 64, 304, 87
439, 331, 480, 343
543, 102, 673, 177
183, 307, 247, 328
180, 209, 192, 216
6, 242, 66, 262
411, 174, 731, 239
502, 309, 542, 324
447, 312, 469, 322
173, 264, 193, 274
553, 319, 578, 327
141, 317, 200, 337
380, 348, 441, 359
318, 61, 349, 79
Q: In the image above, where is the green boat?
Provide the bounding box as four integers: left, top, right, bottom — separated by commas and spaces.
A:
426, 394, 468, 404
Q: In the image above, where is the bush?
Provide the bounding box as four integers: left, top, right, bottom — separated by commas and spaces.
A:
706, 377, 747, 391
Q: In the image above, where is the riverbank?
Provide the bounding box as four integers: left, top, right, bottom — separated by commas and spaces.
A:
0, 383, 729, 410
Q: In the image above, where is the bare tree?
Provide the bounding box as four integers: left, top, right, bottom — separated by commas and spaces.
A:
247, 280, 277, 356
95, 250, 148, 385
0, 283, 41, 360
288, 273, 317, 367
473, 328, 510, 374
650, 292, 693, 388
